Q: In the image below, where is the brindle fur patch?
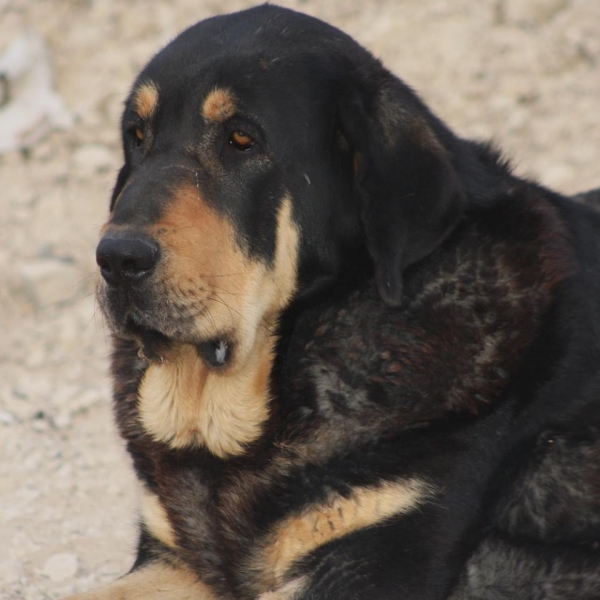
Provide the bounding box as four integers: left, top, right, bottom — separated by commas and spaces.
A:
254, 479, 433, 590
133, 81, 160, 120
63, 561, 216, 600
202, 87, 237, 123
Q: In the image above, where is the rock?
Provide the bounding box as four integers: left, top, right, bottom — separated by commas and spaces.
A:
501, 0, 569, 26
0, 31, 73, 154
42, 552, 78, 582
72, 143, 113, 176
52, 411, 72, 429
0, 411, 15, 424
17, 258, 81, 310
0, 559, 24, 583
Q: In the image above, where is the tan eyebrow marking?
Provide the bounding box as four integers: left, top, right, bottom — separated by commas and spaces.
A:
202, 87, 237, 123
133, 81, 160, 120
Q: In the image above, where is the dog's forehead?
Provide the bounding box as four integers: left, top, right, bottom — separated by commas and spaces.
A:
157, 5, 352, 62
130, 5, 358, 111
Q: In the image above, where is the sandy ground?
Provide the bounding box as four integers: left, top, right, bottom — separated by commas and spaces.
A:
1, 0, 599, 598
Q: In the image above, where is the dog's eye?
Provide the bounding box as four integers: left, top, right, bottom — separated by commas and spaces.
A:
229, 131, 255, 151
134, 128, 145, 147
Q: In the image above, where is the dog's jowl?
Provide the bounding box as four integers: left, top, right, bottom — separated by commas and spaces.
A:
70, 5, 600, 600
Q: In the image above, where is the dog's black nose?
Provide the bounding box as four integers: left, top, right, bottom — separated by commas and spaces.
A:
96, 236, 159, 286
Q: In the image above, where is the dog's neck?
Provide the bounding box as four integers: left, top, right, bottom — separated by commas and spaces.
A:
274, 189, 576, 446
136, 326, 275, 458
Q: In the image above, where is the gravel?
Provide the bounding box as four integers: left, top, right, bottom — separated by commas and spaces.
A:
1, 0, 599, 597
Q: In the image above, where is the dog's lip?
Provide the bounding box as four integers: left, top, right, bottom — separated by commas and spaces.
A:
123, 315, 172, 363
123, 314, 233, 368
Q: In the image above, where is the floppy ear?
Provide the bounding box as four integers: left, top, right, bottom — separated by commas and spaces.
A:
109, 163, 131, 211
341, 80, 466, 306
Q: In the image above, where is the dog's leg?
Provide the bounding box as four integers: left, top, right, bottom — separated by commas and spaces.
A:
64, 561, 218, 600
258, 576, 308, 600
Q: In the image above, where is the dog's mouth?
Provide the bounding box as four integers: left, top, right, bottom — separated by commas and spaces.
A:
125, 315, 171, 363
124, 315, 233, 368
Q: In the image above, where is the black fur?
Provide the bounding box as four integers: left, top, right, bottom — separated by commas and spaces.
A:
94, 5, 600, 599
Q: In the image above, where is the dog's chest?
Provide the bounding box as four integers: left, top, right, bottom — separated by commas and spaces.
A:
112, 198, 575, 597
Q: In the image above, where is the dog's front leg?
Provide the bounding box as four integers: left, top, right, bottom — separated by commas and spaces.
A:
64, 560, 218, 600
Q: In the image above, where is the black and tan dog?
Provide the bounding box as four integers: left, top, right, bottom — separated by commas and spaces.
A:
69, 5, 600, 599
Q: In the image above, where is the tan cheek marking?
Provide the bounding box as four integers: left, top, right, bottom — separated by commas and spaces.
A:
270, 196, 299, 313
62, 561, 216, 600
140, 488, 178, 549
138, 190, 299, 458
256, 479, 433, 590
202, 87, 236, 123
133, 81, 160, 120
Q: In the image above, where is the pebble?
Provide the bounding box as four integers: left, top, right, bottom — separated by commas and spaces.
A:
501, 0, 568, 25
0, 559, 24, 583
0, 411, 15, 424
17, 258, 81, 310
42, 552, 79, 582
31, 418, 50, 432
53, 411, 72, 429
72, 143, 113, 176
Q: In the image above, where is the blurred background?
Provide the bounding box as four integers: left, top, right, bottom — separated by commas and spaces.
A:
1, 0, 599, 597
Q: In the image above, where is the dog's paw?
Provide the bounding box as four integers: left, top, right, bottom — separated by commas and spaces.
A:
63, 562, 217, 600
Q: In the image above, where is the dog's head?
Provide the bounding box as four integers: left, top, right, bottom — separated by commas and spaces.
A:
97, 5, 465, 371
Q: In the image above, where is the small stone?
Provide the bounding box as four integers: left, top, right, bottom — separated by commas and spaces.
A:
0, 411, 15, 424
72, 143, 113, 175
42, 552, 78, 582
31, 418, 49, 432
0, 559, 23, 583
17, 258, 81, 310
501, 0, 568, 26
52, 411, 72, 429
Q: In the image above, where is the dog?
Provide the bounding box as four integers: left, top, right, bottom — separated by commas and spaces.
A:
68, 5, 600, 599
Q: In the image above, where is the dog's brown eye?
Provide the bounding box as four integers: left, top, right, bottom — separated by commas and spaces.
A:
230, 131, 254, 151
134, 128, 145, 146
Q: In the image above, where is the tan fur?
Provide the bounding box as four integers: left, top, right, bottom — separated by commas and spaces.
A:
63, 561, 216, 600
202, 88, 236, 123
133, 81, 159, 120
258, 576, 308, 600
139, 339, 274, 457
140, 488, 178, 549
138, 190, 299, 456
255, 479, 433, 590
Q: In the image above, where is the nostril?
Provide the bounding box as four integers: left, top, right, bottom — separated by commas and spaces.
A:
121, 259, 142, 277
122, 259, 135, 271
96, 257, 112, 272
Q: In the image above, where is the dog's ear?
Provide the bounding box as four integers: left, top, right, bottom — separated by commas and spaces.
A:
340, 79, 466, 306
109, 163, 131, 211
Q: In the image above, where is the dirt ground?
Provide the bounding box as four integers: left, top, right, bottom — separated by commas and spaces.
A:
1, 0, 599, 598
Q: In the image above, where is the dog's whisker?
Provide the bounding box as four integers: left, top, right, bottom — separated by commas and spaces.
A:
200, 283, 241, 297
201, 272, 246, 278
207, 293, 236, 329
202, 304, 220, 338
